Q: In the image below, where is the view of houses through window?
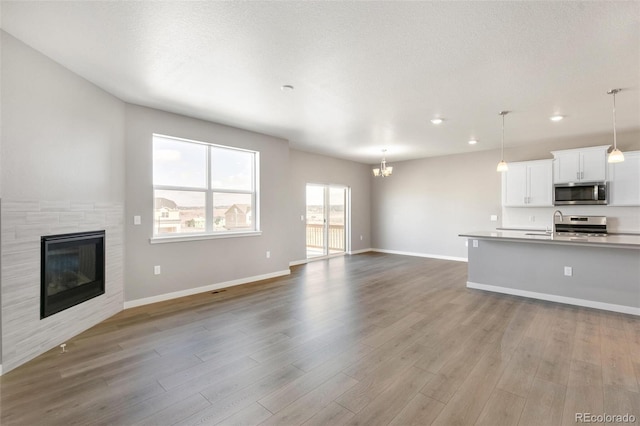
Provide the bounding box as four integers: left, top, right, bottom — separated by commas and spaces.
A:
153, 135, 258, 236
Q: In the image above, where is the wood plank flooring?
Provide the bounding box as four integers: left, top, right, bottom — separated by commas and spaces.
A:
1, 253, 639, 425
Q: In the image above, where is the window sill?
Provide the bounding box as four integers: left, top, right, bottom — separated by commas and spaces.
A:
150, 231, 262, 244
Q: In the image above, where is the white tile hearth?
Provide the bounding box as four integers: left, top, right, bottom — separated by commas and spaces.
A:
1, 199, 124, 373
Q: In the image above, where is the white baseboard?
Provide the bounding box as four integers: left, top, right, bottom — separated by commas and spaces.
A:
290, 249, 372, 266
372, 248, 467, 263
467, 281, 640, 316
348, 248, 373, 255
124, 269, 291, 309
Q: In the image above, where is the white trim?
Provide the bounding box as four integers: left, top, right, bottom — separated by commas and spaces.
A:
291, 249, 371, 266
467, 281, 640, 316
124, 269, 290, 309
290, 249, 372, 266
348, 248, 373, 255
371, 248, 467, 262
304, 252, 346, 263
150, 231, 262, 244
0, 364, 3, 376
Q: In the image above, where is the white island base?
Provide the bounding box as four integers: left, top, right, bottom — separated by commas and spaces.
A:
461, 233, 640, 316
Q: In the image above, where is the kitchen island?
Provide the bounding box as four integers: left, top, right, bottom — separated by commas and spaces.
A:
459, 230, 640, 315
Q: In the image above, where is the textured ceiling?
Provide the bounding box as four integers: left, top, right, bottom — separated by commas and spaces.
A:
1, 1, 639, 163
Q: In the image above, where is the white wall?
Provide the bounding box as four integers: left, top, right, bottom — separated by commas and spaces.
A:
0, 35, 124, 201
288, 150, 371, 263
0, 31, 125, 373
124, 104, 291, 303
371, 130, 640, 261
371, 149, 501, 260
0, 30, 4, 365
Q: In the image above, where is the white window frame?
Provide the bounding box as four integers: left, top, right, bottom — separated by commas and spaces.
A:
150, 134, 261, 244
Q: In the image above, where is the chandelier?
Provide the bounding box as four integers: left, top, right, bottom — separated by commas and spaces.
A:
373, 149, 393, 177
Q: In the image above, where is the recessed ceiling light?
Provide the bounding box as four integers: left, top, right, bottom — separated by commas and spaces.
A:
550, 115, 564, 122
281, 85, 294, 92
430, 118, 443, 125
468, 139, 478, 145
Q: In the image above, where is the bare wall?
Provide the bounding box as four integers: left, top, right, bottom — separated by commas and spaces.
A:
124, 104, 290, 302
371, 129, 640, 260
0, 32, 124, 202
0, 30, 4, 366
371, 149, 501, 260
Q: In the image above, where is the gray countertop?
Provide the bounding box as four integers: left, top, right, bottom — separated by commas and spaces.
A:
459, 230, 640, 249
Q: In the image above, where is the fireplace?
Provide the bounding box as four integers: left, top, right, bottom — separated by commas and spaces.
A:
41, 231, 105, 318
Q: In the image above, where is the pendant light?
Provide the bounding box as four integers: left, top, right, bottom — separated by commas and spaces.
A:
372, 149, 393, 177
496, 111, 509, 172
607, 89, 624, 163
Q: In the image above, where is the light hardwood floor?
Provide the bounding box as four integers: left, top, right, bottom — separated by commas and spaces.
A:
1, 253, 638, 425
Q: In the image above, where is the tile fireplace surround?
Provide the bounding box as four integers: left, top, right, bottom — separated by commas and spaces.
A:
0, 200, 124, 373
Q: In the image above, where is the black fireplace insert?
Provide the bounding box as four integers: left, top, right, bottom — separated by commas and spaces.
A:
41, 230, 105, 319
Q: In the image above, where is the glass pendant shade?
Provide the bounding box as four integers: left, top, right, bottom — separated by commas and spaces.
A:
496, 160, 509, 172
608, 148, 624, 163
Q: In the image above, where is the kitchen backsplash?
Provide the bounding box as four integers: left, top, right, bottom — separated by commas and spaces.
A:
502, 205, 640, 234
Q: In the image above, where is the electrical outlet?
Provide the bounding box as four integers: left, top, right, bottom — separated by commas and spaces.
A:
472, 240, 479, 248
133, 215, 141, 225
300, 215, 304, 221
360, 235, 363, 241
490, 215, 498, 222
266, 251, 271, 258
529, 216, 535, 222
465, 240, 468, 247
154, 265, 161, 275
564, 266, 572, 276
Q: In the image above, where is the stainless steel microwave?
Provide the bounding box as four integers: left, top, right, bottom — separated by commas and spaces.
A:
553, 182, 607, 205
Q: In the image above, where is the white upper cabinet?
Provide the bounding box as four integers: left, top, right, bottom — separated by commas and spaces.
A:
551, 145, 609, 184
528, 161, 554, 206
608, 151, 640, 206
502, 160, 553, 207
503, 162, 527, 206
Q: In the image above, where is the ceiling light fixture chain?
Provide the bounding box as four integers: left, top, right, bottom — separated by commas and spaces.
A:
373, 149, 393, 177
496, 110, 509, 172
607, 88, 624, 163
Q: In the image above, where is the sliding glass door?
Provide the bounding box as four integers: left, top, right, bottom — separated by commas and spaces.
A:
306, 184, 348, 259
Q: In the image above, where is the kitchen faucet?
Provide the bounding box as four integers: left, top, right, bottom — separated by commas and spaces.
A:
552, 210, 563, 233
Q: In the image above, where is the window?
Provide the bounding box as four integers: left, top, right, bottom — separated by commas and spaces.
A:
152, 134, 259, 238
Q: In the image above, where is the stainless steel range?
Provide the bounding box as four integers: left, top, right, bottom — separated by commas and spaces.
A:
553, 214, 607, 237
